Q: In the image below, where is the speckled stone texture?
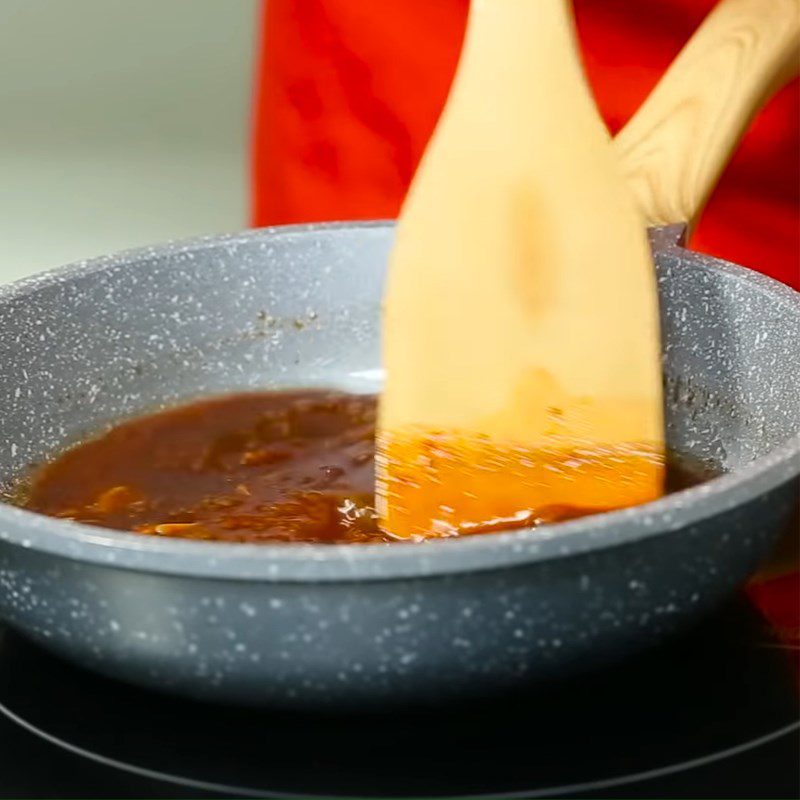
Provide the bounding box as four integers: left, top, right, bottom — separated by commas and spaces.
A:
0, 223, 797, 708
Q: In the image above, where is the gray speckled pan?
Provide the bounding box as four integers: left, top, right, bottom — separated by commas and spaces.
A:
0, 222, 797, 709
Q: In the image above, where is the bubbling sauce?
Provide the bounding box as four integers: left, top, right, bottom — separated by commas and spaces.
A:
21, 390, 714, 544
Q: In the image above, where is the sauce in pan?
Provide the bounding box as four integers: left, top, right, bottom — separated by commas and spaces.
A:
21, 391, 715, 544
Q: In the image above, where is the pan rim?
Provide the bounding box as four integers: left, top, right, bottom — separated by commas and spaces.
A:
0, 222, 797, 582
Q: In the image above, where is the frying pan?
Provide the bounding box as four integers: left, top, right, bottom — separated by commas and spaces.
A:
0, 1, 797, 709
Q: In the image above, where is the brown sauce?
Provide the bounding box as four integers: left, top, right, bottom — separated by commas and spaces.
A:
21, 390, 716, 544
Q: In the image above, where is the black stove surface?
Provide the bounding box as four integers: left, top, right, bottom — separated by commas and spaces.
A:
0, 598, 797, 799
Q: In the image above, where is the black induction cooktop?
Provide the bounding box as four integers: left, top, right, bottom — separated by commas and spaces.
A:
0, 598, 797, 799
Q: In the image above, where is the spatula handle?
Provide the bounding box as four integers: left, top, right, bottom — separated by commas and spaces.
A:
615, 0, 800, 231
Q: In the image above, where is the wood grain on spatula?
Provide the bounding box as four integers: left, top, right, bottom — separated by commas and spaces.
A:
377, 0, 664, 539
615, 0, 800, 231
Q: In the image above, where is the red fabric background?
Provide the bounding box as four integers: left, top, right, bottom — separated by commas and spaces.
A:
251, 1, 799, 643
252, 0, 799, 289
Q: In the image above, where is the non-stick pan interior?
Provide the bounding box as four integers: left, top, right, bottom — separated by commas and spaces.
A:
0, 223, 797, 495
0, 224, 800, 524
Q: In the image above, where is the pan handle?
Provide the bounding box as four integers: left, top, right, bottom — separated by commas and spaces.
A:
614, 0, 800, 232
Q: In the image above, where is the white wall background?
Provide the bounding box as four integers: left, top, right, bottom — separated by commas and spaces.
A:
0, 0, 256, 282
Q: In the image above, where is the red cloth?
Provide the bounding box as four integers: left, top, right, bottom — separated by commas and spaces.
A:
252, 0, 799, 288
747, 573, 800, 668
251, 1, 799, 638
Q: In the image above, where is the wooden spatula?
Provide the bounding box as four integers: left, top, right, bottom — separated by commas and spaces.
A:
377, 0, 800, 540
377, 0, 664, 539
615, 0, 800, 233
